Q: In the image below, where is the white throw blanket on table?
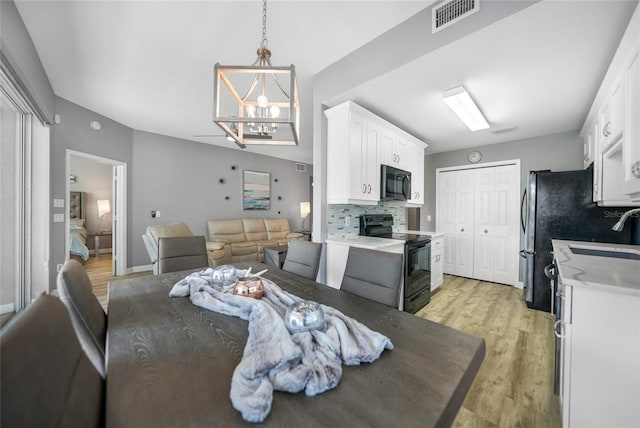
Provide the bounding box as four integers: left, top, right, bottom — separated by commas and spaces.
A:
169, 268, 393, 423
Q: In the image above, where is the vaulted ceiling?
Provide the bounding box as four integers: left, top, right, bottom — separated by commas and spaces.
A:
15, 1, 638, 163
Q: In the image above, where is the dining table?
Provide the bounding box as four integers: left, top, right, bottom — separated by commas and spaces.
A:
105, 262, 485, 427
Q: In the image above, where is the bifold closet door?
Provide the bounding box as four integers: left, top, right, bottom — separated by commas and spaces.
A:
454, 170, 474, 278
473, 165, 518, 284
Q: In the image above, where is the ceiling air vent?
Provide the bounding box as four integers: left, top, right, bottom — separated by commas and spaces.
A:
295, 163, 307, 173
432, 0, 480, 34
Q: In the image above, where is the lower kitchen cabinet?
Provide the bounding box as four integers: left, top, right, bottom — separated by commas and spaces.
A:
557, 278, 640, 427
430, 236, 443, 291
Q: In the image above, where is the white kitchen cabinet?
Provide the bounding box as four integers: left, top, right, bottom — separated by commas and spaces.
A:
598, 77, 625, 153
325, 101, 379, 205
557, 277, 640, 427
378, 129, 408, 171
326, 100, 427, 207
430, 236, 443, 291
623, 40, 640, 200
582, 120, 597, 170
581, 5, 640, 206
406, 141, 425, 205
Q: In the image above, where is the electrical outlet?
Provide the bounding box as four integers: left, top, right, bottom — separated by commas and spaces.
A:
344, 215, 350, 226
56, 263, 63, 272
427, 215, 432, 222
156, 210, 161, 218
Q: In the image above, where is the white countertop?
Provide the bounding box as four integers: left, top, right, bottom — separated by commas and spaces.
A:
399, 230, 444, 238
552, 239, 640, 297
325, 235, 405, 250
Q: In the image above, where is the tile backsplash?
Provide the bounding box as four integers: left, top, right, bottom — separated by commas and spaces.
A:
327, 202, 406, 236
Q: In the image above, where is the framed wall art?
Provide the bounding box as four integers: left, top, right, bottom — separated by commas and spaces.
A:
243, 170, 270, 210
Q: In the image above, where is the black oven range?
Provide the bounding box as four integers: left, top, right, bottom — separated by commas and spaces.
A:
360, 214, 431, 313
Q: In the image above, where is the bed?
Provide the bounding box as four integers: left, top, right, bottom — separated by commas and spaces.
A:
69, 191, 89, 263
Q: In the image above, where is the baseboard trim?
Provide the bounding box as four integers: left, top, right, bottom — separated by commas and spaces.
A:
128, 264, 152, 275
514, 281, 524, 289
1, 303, 15, 315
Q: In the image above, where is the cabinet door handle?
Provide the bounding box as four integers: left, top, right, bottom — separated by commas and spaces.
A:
554, 320, 565, 339
632, 161, 640, 179
367, 184, 372, 194
362, 184, 366, 194
602, 121, 611, 137
397, 155, 400, 163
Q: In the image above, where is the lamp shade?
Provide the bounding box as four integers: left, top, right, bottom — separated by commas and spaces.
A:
300, 202, 311, 218
97, 199, 111, 218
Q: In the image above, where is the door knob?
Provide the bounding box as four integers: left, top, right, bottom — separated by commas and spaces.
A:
460, 228, 464, 232
484, 229, 488, 234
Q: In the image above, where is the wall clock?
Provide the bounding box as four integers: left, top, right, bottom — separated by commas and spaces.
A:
468, 151, 482, 164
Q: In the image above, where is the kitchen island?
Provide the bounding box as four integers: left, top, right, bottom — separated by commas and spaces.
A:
552, 240, 640, 428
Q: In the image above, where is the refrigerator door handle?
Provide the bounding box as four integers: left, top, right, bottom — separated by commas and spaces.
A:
520, 188, 528, 232
520, 249, 535, 258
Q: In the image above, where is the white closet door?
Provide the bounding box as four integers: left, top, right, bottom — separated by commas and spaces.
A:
473, 168, 495, 282
438, 171, 456, 274
454, 170, 474, 278
492, 165, 519, 285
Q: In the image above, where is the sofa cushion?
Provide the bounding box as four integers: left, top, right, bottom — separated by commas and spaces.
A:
264, 219, 292, 240
209, 220, 246, 243
230, 241, 257, 257
242, 219, 268, 242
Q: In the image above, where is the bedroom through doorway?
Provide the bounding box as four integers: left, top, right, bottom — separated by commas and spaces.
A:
66, 150, 127, 281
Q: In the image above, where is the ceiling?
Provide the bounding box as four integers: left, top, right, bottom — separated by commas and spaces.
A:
15, 1, 638, 163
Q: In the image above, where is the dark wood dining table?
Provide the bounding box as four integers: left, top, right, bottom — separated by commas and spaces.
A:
106, 262, 485, 427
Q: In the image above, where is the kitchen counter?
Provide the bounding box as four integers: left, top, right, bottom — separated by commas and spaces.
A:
397, 230, 444, 238
552, 239, 640, 297
325, 235, 405, 250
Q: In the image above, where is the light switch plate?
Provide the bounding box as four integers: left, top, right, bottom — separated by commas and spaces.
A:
427, 215, 432, 221
53, 198, 64, 208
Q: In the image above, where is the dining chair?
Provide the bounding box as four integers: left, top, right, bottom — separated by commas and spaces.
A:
57, 259, 107, 378
0, 294, 104, 428
282, 241, 323, 280
340, 247, 403, 307
157, 236, 208, 274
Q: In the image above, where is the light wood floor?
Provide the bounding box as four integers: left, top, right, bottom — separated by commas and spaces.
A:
87, 261, 560, 427
416, 275, 561, 428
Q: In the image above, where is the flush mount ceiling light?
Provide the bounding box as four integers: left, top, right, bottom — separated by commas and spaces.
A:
442, 86, 489, 131
213, 0, 299, 149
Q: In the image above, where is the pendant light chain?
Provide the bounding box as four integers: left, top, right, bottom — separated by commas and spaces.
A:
261, 0, 268, 49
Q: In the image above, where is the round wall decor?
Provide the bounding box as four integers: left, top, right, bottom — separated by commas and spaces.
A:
468, 151, 482, 164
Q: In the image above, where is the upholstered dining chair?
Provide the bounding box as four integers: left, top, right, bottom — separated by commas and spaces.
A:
57, 259, 107, 378
340, 247, 403, 307
0, 294, 104, 428
282, 241, 323, 280
157, 236, 208, 274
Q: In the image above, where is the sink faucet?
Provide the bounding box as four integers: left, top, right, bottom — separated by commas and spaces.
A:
612, 208, 640, 232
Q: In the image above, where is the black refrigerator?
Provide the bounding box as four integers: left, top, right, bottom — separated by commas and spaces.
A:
520, 166, 638, 313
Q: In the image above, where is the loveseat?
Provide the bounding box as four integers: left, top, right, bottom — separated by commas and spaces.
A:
207, 218, 304, 266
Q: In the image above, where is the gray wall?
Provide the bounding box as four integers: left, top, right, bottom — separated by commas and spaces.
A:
131, 131, 312, 267
0, 0, 55, 123
421, 130, 584, 231
50, 97, 134, 287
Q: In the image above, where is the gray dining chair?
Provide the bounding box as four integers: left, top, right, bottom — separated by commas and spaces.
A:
57, 259, 107, 378
340, 247, 403, 307
0, 294, 104, 428
282, 241, 323, 280
157, 236, 208, 274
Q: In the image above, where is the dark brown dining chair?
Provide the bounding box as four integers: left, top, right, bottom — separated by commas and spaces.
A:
57, 259, 107, 378
157, 236, 208, 274
340, 247, 403, 307
0, 294, 104, 428
282, 241, 323, 280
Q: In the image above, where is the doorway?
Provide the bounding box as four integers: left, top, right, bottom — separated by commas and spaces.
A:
66, 150, 127, 277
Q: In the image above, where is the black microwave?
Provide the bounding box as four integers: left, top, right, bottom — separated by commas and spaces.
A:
380, 164, 411, 201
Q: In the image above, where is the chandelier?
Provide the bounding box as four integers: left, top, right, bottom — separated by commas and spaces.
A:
213, 0, 299, 148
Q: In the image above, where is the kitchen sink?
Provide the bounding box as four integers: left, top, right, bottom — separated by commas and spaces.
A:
569, 246, 640, 260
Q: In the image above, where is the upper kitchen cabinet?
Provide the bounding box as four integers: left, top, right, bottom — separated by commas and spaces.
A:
325, 101, 379, 205
326, 100, 427, 206
407, 141, 426, 205
580, 4, 640, 206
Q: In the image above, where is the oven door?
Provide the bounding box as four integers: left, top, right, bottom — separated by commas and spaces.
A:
404, 241, 431, 313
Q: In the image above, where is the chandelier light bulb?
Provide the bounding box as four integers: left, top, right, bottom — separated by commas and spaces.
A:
257, 95, 269, 108
269, 105, 280, 118
246, 105, 256, 117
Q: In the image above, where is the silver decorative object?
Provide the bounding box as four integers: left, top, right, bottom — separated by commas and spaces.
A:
211, 265, 238, 287
284, 301, 326, 334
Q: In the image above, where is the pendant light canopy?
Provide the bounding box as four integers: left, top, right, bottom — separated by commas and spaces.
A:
213, 0, 299, 148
